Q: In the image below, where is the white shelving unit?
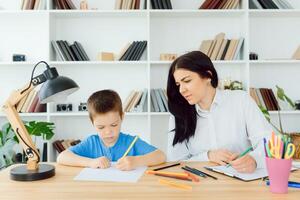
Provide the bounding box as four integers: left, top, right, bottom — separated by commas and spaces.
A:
1, 0, 300, 161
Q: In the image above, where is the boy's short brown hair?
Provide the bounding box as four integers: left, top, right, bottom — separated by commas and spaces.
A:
87, 90, 123, 122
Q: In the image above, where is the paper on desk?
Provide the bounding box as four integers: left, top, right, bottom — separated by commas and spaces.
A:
74, 163, 147, 183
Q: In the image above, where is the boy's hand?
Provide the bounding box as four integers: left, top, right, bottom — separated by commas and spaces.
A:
88, 156, 110, 169
116, 156, 138, 171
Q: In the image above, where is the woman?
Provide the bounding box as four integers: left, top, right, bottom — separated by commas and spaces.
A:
167, 51, 271, 173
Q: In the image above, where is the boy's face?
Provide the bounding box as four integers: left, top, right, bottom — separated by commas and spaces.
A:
93, 111, 123, 147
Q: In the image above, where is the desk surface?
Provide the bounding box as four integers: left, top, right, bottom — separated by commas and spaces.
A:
0, 162, 299, 200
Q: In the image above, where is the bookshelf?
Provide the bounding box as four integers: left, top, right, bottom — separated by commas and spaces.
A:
0, 0, 300, 162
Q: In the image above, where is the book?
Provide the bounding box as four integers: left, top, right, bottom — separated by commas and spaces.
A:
216, 39, 227, 60
120, 41, 135, 60
158, 88, 169, 111
210, 33, 225, 60
74, 41, 90, 61
199, 0, 215, 9
135, 41, 147, 60
151, 89, 160, 112
136, 89, 148, 112
70, 44, 84, 61
123, 90, 136, 112
249, 0, 263, 9
57, 40, 72, 61
125, 41, 140, 60
64, 41, 77, 61
28, 93, 39, 113
154, 89, 166, 112
255, 88, 267, 109
117, 43, 131, 60
51, 40, 65, 61
115, 0, 123, 9
33, 0, 40, 10
25, 90, 38, 113
292, 45, 300, 59
21, 90, 36, 113
165, 0, 172, 9
130, 91, 143, 112
199, 40, 213, 56
233, 37, 244, 60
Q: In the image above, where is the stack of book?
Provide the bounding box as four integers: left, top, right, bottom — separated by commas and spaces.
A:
20, 0, 46, 10
249, 0, 293, 9
150, 0, 173, 9
52, 139, 81, 153
151, 88, 169, 112
199, 0, 240, 9
199, 33, 244, 60
250, 88, 279, 111
118, 41, 147, 61
51, 40, 90, 61
16, 90, 46, 113
123, 89, 148, 112
54, 0, 76, 9
115, 0, 147, 9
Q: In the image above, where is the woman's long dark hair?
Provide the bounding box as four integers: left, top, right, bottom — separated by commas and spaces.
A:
167, 51, 218, 146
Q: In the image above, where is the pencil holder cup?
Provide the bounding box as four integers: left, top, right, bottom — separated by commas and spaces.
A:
265, 157, 292, 194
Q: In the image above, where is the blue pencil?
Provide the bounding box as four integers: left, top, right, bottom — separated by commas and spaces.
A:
266, 180, 300, 189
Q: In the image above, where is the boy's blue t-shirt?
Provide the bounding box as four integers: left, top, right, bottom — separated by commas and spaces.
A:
69, 132, 157, 161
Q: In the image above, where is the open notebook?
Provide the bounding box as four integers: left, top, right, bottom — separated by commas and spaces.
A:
204, 165, 297, 182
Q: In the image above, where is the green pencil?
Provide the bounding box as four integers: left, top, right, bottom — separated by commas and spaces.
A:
226, 144, 257, 168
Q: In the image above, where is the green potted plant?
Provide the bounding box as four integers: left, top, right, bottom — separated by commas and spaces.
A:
259, 85, 295, 135
259, 85, 300, 159
0, 121, 55, 169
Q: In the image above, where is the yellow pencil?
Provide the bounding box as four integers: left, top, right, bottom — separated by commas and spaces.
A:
158, 179, 192, 190
121, 136, 139, 158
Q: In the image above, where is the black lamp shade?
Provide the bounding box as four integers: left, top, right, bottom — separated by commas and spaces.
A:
39, 76, 79, 104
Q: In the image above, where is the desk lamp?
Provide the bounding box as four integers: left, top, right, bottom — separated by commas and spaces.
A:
2, 61, 79, 181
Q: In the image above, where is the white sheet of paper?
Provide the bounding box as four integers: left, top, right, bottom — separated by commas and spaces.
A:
74, 163, 147, 183
206, 165, 268, 181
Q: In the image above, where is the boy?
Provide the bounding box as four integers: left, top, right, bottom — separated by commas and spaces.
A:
57, 90, 166, 170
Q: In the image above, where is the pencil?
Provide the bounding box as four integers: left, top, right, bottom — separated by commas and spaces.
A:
154, 174, 192, 181
146, 170, 189, 178
121, 136, 139, 158
226, 145, 256, 168
185, 166, 218, 180
158, 179, 192, 190
153, 163, 181, 171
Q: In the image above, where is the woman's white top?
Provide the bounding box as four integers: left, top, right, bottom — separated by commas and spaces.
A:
168, 89, 272, 168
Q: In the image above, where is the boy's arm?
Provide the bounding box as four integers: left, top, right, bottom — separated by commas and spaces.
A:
57, 149, 111, 169
57, 149, 93, 167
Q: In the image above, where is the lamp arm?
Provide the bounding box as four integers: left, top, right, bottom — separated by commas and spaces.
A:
2, 83, 40, 170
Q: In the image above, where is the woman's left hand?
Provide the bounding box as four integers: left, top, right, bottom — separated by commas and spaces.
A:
230, 155, 257, 173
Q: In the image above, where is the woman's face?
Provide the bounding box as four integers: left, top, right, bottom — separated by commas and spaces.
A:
173, 68, 211, 105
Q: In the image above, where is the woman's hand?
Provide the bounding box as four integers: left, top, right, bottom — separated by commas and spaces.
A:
230, 155, 257, 173
208, 149, 236, 165
88, 156, 111, 169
